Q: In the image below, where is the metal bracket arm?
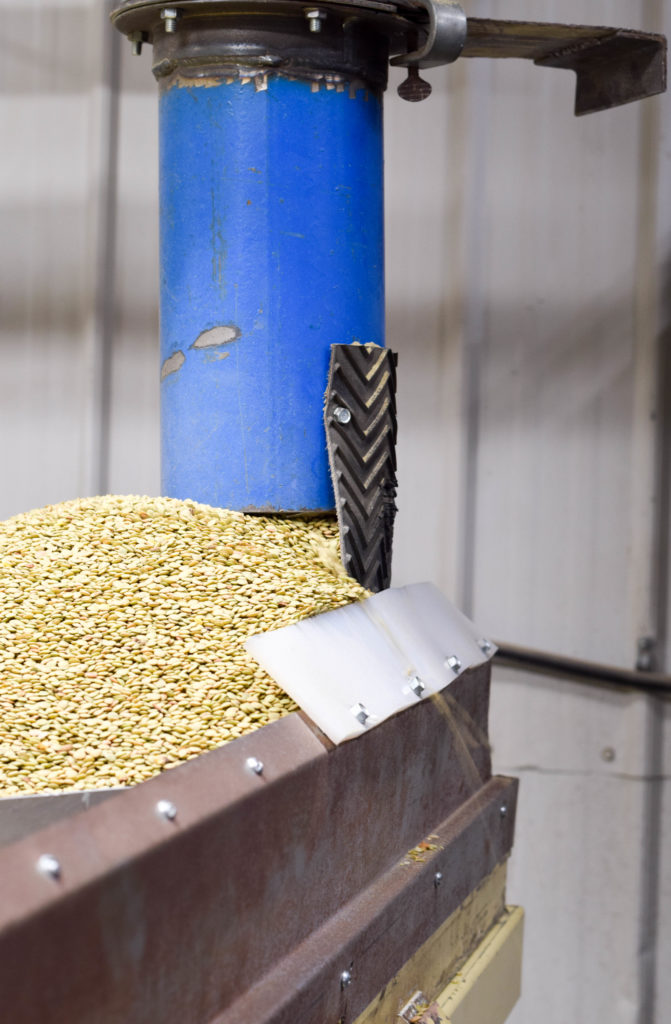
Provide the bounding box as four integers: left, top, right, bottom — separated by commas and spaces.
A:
462, 18, 667, 115
390, 0, 466, 70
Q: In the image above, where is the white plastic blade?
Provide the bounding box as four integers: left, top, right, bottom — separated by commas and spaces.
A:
245, 583, 495, 744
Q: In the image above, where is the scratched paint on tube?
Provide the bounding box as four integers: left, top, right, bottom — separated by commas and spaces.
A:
161, 351, 185, 380
191, 325, 241, 349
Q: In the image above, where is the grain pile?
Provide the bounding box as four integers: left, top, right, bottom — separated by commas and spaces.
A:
0, 495, 367, 795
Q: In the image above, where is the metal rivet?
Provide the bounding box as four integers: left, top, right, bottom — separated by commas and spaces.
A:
601, 747, 616, 763
500, 804, 508, 819
37, 854, 61, 881
340, 969, 352, 989
445, 655, 462, 674
350, 702, 370, 726
479, 638, 493, 655
410, 675, 425, 697
434, 871, 443, 888
305, 8, 327, 32
156, 799, 177, 821
128, 31, 146, 56
246, 756, 264, 775
333, 405, 351, 425
161, 7, 179, 33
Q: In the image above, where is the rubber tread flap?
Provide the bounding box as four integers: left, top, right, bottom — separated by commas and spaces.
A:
324, 344, 398, 592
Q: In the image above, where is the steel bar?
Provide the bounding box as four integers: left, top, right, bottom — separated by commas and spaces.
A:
494, 642, 671, 696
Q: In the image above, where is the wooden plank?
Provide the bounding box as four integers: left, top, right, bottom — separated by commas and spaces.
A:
355, 862, 508, 1024
433, 906, 523, 1024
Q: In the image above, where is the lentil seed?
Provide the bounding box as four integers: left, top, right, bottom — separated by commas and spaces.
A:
0, 495, 367, 795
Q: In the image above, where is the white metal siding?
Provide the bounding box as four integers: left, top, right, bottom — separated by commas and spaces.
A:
1, 1, 669, 1021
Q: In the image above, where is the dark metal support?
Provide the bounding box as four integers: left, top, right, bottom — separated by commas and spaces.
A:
0, 666, 517, 1024
494, 642, 671, 696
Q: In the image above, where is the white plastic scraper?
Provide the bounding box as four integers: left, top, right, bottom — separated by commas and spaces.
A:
245, 583, 496, 744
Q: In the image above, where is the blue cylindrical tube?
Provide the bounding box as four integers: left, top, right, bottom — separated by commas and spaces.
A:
158, 72, 385, 511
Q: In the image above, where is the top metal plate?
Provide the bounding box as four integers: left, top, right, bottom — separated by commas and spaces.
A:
111, 2, 666, 114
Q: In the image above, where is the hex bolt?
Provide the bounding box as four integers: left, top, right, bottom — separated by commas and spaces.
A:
434, 871, 443, 888
500, 804, 508, 819
478, 638, 493, 656
156, 799, 177, 821
410, 675, 425, 697
161, 7, 179, 33
128, 31, 146, 56
340, 969, 352, 989
246, 756, 264, 775
350, 702, 370, 726
37, 854, 61, 881
305, 8, 327, 33
445, 655, 462, 674
333, 405, 351, 425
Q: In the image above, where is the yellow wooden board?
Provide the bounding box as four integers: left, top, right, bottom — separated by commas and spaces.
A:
355, 861, 509, 1023
434, 906, 524, 1024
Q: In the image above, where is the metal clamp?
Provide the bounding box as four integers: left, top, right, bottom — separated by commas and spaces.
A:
391, 0, 466, 70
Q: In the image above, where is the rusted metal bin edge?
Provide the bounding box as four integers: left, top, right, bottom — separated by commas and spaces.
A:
214, 777, 517, 1024
0, 666, 494, 1024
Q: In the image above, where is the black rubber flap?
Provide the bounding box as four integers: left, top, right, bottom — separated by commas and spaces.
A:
324, 344, 398, 592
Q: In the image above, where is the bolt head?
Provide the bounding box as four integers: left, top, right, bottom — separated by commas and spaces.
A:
410, 675, 425, 697
478, 638, 493, 656
128, 31, 145, 55
306, 8, 326, 32
37, 854, 61, 881
499, 804, 508, 819
434, 871, 443, 887
445, 655, 462, 674
156, 799, 177, 821
340, 969, 352, 989
161, 7, 179, 32
333, 405, 351, 425
350, 702, 370, 726
246, 756, 264, 775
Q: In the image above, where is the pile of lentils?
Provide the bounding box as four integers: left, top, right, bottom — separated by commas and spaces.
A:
0, 495, 367, 795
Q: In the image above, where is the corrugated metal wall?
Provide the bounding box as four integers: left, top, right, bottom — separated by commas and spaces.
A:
1, 1, 669, 1021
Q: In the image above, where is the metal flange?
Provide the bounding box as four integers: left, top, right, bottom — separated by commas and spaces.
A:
112, 2, 666, 111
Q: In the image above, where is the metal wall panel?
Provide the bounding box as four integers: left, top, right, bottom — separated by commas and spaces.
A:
439, 3, 671, 1022
107, 44, 160, 497
0, 0, 109, 518
1, 1, 669, 1022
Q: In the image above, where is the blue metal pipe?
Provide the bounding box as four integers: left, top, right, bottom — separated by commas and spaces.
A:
159, 74, 385, 511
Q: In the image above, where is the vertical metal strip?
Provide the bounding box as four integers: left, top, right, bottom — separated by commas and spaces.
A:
633, 6, 666, 1017
85, 0, 121, 496
457, 58, 492, 617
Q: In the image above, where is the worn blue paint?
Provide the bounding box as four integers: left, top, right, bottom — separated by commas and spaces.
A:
159, 75, 385, 511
